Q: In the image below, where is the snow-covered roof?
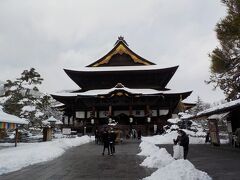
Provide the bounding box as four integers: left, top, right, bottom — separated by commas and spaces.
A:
182, 99, 240, 120
197, 99, 240, 117
42, 116, 63, 125
52, 86, 187, 97
66, 65, 174, 72
208, 112, 229, 120
0, 107, 29, 124
52, 87, 163, 96
51, 103, 65, 108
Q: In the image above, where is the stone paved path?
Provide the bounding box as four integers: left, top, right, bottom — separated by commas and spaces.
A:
0, 140, 153, 180
159, 144, 240, 180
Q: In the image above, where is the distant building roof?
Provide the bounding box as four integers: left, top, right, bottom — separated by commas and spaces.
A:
0, 107, 29, 125
182, 99, 240, 120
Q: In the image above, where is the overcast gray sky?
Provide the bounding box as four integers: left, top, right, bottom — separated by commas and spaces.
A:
0, 0, 227, 103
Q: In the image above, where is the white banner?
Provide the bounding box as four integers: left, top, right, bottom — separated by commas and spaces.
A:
159, 109, 169, 116
62, 128, 71, 135
76, 111, 85, 118
151, 110, 158, 117
99, 111, 109, 118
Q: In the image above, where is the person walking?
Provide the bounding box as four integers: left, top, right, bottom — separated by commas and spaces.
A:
109, 129, 116, 155
174, 130, 189, 159
102, 128, 110, 156
95, 129, 99, 144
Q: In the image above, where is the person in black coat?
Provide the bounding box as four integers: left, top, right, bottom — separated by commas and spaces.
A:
109, 129, 116, 155
174, 129, 189, 159
102, 128, 110, 155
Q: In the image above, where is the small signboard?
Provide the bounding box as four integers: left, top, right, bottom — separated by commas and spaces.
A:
62, 128, 71, 135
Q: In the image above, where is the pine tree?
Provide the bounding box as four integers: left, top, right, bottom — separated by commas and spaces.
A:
190, 96, 210, 115
207, 0, 240, 101
1, 68, 62, 128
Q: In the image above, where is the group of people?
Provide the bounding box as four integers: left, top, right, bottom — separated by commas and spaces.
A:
101, 128, 116, 156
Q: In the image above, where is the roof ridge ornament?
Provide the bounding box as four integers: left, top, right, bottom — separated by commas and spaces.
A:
114, 83, 125, 88
114, 36, 129, 46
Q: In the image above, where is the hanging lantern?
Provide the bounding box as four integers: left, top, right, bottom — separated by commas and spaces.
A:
129, 117, 133, 123
147, 117, 151, 123
91, 119, 94, 124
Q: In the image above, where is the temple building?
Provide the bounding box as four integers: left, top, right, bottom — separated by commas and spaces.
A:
51, 37, 192, 135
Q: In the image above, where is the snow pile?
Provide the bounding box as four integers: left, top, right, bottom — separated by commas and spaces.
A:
138, 141, 159, 156
141, 148, 174, 169
143, 159, 211, 180
0, 135, 93, 175
139, 138, 212, 180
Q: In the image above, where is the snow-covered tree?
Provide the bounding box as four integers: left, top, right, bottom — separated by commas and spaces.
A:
0, 68, 61, 127
207, 0, 240, 101
189, 96, 210, 115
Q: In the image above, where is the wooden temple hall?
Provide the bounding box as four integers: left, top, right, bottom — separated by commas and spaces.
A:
51, 37, 193, 135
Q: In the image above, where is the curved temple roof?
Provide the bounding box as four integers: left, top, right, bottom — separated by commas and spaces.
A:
51, 85, 192, 105
64, 65, 178, 91
87, 39, 155, 67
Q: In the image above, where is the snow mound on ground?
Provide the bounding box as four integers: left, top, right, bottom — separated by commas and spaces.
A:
0, 136, 93, 175
138, 141, 159, 156
141, 148, 174, 168
143, 159, 212, 180
139, 136, 212, 180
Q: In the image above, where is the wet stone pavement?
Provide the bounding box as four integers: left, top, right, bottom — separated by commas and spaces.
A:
0, 139, 153, 180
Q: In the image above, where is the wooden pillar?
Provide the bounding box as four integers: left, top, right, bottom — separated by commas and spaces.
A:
91, 106, 96, 117
146, 105, 151, 136
129, 105, 133, 116
15, 128, 18, 147
108, 105, 112, 117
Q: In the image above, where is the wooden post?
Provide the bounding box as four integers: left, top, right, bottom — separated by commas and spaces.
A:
15, 128, 18, 147
108, 105, 112, 117
129, 105, 133, 116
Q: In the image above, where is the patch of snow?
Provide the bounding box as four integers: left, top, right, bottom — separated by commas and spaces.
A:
170, 125, 179, 130
9, 86, 17, 91
143, 159, 212, 180
35, 111, 44, 118
0, 109, 28, 124
22, 106, 36, 112
167, 118, 181, 124
0, 135, 93, 175
138, 141, 159, 156
0, 96, 11, 104
197, 99, 240, 116
139, 137, 212, 180
67, 65, 175, 72
52, 87, 189, 97
42, 116, 63, 125
141, 148, 174, 169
